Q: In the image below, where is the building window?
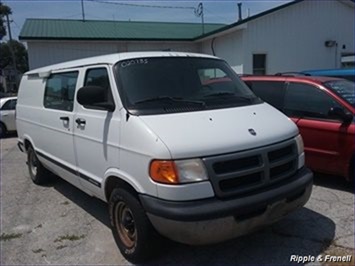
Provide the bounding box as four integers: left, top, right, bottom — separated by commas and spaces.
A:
253, 54, 266, 75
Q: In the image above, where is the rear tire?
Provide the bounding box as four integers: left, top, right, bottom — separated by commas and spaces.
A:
0, 123, 6, 138
27, 147, 50, 185
109, 188, 161, 263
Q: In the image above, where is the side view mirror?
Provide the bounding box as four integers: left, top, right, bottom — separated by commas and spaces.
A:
328, 107, 353, 124
77, 86, 115, 112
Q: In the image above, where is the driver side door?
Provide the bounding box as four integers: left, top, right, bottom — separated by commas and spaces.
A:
73, 66, 120, 197
283, 82, 352, 176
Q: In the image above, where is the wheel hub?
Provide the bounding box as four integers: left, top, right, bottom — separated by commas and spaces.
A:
115, 202, 137, 248
30, 152, 38, 177
122, 210, 135, 232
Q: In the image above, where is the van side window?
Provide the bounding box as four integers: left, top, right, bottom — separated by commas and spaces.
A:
284, 82, 342, 119
44, 72, 78, 111
245, 81, 285, 110
84, 68, 113, 107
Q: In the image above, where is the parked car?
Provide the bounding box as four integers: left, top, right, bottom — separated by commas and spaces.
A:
0, 96, 17, 138
242, 75, 354, 181
16, 52, 312, 262
301, 68, 355, 82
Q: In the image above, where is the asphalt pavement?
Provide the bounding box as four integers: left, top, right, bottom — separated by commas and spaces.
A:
0, 136, 354, 265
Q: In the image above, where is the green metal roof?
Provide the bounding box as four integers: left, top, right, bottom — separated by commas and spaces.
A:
19, 19, 225, 41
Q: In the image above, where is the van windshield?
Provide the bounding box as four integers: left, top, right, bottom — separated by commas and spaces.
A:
323, 80, 355, 106
115, 57, 261, 115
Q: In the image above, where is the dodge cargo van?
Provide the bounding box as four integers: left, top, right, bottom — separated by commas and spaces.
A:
16, 52, 313, 262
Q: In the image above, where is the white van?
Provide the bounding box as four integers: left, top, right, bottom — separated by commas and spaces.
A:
16, 52, 313, 262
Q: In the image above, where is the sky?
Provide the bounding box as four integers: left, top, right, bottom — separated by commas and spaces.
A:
2, 0, 291, 41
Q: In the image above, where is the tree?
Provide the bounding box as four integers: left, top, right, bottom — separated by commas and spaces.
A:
0, 3, 12, 39
0, 40, 29, 73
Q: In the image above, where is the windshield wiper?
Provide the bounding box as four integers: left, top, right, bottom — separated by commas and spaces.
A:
203, 92, 235, 98
134, 96, 206, 106
203, 93, 255, 102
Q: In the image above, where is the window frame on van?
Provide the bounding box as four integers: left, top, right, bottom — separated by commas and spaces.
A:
113, 57, 261, 116
43, 70, 79, 112
80, 66, 116, 112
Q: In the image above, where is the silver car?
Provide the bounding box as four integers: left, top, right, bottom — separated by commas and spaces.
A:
0, 97, 17, 138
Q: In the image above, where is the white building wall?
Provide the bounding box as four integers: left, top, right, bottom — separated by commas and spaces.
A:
200, 29, 244, 74
27, 40, 199, 69
125, 41, 199, 53
199, 0, 354, 74
243, 0, 355, 74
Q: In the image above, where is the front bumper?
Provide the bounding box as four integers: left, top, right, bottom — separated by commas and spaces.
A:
139, 167, 313, 244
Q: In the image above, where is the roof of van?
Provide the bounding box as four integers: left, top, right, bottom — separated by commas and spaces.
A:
25, 51, 219, 75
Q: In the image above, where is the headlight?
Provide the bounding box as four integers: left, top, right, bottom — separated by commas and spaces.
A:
295, 134, 305, 169
295, 134, 304, 154
149, 159, 208, 184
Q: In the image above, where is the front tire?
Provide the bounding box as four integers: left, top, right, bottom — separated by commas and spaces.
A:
109, 188, 161, 263
27, 147, 50, 185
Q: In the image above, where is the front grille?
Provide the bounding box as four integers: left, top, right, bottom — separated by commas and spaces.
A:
268, 145, 294, 162
203, 139, 298, 198
219, 172, 262, 191
213, 155, 260, 174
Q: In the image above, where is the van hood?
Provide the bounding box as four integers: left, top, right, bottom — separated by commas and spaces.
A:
138, 103, 299, 159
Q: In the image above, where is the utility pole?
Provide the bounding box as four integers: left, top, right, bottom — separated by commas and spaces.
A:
201, 3, 204, 35
5, 13, 18, 92
81, 0, 85, 21
195, 2, 204, 34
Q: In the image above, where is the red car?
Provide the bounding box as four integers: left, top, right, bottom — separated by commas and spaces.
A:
241, 75, 354, 181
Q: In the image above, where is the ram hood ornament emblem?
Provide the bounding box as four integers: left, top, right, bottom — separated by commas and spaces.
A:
248, 128, 257, 136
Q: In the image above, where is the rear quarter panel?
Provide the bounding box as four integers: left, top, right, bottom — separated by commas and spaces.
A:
16, 75, 47, 151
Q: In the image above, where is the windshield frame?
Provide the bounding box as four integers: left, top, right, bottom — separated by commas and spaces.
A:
113, 56, 262, 115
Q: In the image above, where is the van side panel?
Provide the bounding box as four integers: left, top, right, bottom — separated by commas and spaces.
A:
17, 75, 47, 151
17, 74, 83, 190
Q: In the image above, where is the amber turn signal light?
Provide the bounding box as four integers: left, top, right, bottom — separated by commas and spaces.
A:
149, 160, 179, 184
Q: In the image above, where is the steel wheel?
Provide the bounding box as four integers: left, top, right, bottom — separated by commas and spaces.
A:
114, 201, 137, 248
27, 146, 50, 185
29, 150, 38, 178
109, 188, 162, 263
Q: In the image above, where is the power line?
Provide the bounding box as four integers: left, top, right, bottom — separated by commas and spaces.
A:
204, 7, 233, 23
86, 0, 195, 10
85, 0, 205, 34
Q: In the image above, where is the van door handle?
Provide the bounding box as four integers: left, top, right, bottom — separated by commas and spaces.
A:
60, 116, 69, 121
75, 118, 86, 125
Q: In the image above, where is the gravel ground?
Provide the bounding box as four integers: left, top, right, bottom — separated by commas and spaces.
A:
1, 136, 354, 265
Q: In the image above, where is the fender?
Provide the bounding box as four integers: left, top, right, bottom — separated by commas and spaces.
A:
22, 134, 36, 151
103, 167, 149, 196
